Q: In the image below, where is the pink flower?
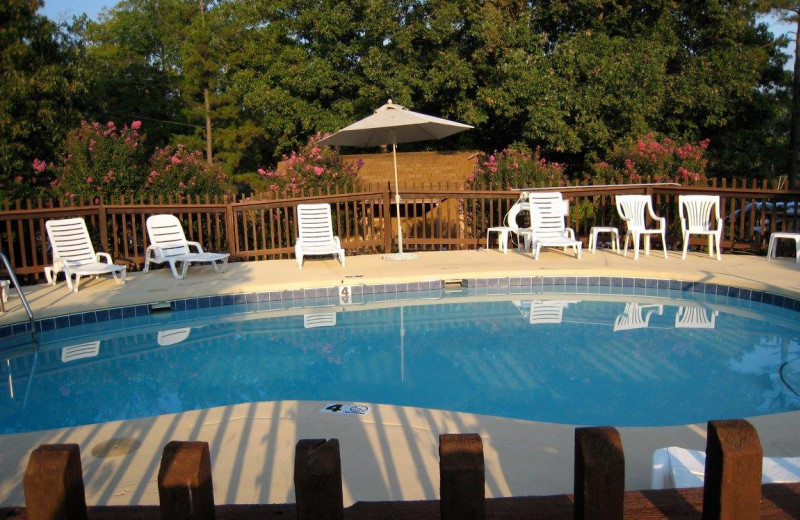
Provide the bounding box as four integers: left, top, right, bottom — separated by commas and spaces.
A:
179, 182, 186, 188
131, 121, 142, 130
86, 176, 93, 183
170, 155, 182, 165
314, 166, 324, 176
32, 158, 47, 172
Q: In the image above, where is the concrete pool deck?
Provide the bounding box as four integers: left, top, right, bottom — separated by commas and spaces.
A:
1, 247, 800, 507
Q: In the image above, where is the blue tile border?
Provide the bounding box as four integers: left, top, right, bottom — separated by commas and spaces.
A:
2, 276, 799, 342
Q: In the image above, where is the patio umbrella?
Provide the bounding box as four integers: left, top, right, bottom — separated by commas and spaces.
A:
318, 100, 472, 260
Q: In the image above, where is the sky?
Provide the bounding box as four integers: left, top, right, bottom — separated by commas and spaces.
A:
38, 1, 796, 68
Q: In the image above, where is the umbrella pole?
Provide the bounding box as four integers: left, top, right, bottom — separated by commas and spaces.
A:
392, 140, 404, 254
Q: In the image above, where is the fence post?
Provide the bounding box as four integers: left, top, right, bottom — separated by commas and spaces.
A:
158, 441, 215, 520
574, 426, 624, 520
98, 201, 109, 255
294, 439, 344, 520
702, 419, 762, 520
383, 183, 393, 253
23, 444, 88, 520
225, 195, 236, 258
439, 433, 485, 520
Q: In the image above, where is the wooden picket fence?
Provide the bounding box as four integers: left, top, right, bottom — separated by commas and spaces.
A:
11, 419, 800, 520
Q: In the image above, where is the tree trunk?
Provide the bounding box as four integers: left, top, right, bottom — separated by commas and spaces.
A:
790, 15, 800, 190
204, 87, 212, 163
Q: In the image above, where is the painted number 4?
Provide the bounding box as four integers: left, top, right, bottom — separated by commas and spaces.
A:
339, 285, 352, 305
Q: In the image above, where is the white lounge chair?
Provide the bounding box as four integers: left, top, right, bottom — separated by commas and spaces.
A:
613, 302, 664, 331
651, 446, 800, 489
144, 214, 230, 280
675, 306, 718, 329
486, 200, 532, 253
295, 203, 345, 269
615, 195, 668, 260
45, 218, 127, 292
527, 192, 581, 260
678, 195, 723, 260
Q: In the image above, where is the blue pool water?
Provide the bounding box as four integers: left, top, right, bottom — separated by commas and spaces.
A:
2, 285, 800, 433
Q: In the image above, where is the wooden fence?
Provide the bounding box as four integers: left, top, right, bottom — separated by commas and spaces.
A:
1, 179, 799, 280
12, 419, 800, 520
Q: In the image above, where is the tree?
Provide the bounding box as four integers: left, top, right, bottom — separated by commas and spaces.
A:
756, 1, 800, 188
0, 0, 87, 201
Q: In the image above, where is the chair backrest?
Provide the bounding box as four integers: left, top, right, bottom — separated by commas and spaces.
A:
678, 195, 720, 231
616, 195, 652, 230
146, 214, 190, 258
297, 203, 336, 245
527, 192, 568, 238
46, 218, 98, 267
675, 306, 717, 329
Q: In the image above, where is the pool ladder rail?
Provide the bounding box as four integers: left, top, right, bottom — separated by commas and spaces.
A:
1, 252, 36, 340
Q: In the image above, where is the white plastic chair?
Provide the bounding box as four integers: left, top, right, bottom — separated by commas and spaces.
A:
295, 203, 345, 269
615, 195, 668, 260
144, 214, 230, 279
527, 192, 581, 260
678, 195, 723, 260
45, 218, 126, 292
613, 302, 664, 331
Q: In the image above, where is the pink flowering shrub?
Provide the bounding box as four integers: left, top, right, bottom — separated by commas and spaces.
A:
257, 133, 361, 196
145, 145, 229, 200
49, 120, 148, 202
588, 134, 709, 186
467, 145, 568, 190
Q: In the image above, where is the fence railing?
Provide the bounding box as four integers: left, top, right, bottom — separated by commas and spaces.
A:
16, 419, 800, 520
1, 180, 799, 281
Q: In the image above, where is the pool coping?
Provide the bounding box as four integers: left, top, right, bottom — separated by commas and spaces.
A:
3, 275, 798, 341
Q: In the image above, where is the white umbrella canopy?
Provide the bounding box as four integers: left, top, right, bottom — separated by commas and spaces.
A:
318, 100, 473, 259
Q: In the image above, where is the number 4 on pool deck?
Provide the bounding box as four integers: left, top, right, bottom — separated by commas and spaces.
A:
320, 402, 371, 416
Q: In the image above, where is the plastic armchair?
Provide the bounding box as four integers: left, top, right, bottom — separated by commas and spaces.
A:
615, 194, 668, 260
678, 195, 722, 260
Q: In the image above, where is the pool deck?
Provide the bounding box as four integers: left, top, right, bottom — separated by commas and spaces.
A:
1, 247, 800, 507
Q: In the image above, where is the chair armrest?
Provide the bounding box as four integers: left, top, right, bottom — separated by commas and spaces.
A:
186, 241, 205, 253
96, 252, 113, 264
565, 228, 576, 240
333, 236, 341, 248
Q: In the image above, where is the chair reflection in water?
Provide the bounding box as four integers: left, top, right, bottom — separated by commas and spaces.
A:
514, 300, 572, 324
613, 302, 664, 331
157, 328, 192, 346
304, 313, 337, 328
674, 306, 718, 329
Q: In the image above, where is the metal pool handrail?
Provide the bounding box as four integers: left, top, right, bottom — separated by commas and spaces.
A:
1, 252, 35, 337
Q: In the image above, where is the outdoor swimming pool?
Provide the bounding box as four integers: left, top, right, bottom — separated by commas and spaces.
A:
2, 279, 799, 433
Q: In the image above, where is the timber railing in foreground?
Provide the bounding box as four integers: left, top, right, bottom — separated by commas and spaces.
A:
2, 180, 799, 281
13, 419, 800, 520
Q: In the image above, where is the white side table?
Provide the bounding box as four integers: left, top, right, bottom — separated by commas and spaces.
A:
589, 226, 620, 254
767, 232, 800, 263
486, 226, 512, 253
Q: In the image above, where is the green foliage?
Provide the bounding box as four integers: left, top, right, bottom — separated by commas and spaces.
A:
468, 145, 568, 190
145, 145, 230, 200
50, 120, 148, 201
257, 133, 362, 196
0, 0, 87, 201
587, 134, 710, 186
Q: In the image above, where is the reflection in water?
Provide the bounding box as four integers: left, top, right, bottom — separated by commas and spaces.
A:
2, 294, 799, 433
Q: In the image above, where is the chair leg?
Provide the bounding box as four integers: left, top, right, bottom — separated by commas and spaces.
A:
660, 232, 668, 259
715, 233, 721, 260
681, 232, 689, 259
633, 232, 640, 260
